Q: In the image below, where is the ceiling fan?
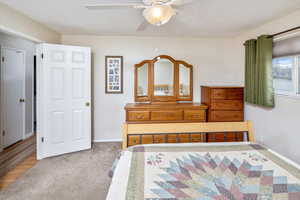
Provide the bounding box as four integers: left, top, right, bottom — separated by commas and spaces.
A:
85, 0, 193, 31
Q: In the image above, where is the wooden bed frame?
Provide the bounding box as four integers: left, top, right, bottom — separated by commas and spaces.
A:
122, 121, 254, 149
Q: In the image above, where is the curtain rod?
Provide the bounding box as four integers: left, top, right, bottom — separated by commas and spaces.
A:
268, 26, 300, 38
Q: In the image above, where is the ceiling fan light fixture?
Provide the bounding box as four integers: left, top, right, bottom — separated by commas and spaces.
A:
143, 5, 175, 26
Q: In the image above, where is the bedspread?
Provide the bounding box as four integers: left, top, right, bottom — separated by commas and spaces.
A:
107, 142, 300, 200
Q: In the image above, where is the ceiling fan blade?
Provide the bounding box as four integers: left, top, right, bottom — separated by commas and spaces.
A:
137, 19, 149, 31
85, 3, 146, 10
167, 0, 195, 6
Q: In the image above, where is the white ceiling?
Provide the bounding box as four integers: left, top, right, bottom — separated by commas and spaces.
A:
1, 0, 300, 37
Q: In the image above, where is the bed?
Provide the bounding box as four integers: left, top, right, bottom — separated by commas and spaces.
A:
107, 122, 300, 200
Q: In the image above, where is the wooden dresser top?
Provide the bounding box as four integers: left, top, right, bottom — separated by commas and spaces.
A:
125, 103, 208, 110
201, 86, 244, 89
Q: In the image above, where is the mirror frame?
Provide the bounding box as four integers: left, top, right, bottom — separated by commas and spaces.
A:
134, 55, 193, 103
151, 55, 177, 103
135, 60, 152, 102
177, 60, 193, 102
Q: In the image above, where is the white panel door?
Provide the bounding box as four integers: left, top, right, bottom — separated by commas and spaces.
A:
1, 47, 25, 148
37, 44, 91, 159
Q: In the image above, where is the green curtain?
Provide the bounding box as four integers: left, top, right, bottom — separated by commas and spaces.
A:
244, 35, 275, 108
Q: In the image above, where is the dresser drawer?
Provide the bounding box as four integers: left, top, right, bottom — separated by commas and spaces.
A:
211, 89, 227, 99
184, 110, 206, 121
167, 134, 178, 143
207, 132, 244, 142
153, 135, 166, 143
227, 132, 244, 142
191, 134, 204, 142
207, 133, 227, 142
151, 110, 183, 121
211, 100, 243, 111
227, 89, 244, 100
178, 134, 190, 143
128, 135, 141, 146
210, 111, 244, 122
141, 135, 153, 144
141, 135, 166, 144
127, 111, 150, 121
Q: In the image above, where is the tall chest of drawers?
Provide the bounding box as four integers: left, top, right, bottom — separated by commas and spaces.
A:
201, 86, 244, 142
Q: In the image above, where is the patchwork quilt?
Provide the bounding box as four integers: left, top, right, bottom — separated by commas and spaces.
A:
106, 143, 300, 200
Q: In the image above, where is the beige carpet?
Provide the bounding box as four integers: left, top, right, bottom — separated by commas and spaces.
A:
0, 142, 121, 200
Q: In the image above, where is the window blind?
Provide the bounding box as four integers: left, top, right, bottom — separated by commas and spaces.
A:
273, 35, 300, 58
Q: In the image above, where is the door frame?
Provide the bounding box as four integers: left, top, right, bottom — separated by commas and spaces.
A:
0, 46, 26, 151
36, 44, 44, 159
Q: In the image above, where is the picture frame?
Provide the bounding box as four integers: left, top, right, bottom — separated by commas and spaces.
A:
105, 56, 123, 94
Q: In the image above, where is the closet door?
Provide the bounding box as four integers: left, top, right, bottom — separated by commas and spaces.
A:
37, 44, 91, 159
1, 47, 25, 148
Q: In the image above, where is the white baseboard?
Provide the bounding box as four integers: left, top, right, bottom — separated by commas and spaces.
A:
93, 139, 122, 143
25, 132, 34, 139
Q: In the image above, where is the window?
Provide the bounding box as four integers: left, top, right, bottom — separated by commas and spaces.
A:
272, 56, 299, 96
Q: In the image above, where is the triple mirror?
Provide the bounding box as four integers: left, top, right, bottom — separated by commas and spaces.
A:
135, 55, 193, 103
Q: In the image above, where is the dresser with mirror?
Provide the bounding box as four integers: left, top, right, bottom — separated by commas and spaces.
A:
125, 55, 208, 124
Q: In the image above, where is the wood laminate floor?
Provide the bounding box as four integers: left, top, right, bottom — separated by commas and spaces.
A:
0, 152, 37, 190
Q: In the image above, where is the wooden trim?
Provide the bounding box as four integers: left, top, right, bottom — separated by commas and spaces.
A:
174, 62, 179, 101
135, 60, 152, 102
201, 86, 244, 89
105, 56, 123, 94
127, 122, 250, 134
177, 61, 193, 101
153, 55, 177, 63
151, 55, 177, 103
247, 121, 255, 142
122, 121, 255, 149
122, 123, 128, 149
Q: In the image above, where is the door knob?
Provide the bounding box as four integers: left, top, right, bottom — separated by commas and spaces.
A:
85, 102, 90, 107
19, 99, 25, 103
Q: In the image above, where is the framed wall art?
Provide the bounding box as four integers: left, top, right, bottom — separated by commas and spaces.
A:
105, 56, 123, 94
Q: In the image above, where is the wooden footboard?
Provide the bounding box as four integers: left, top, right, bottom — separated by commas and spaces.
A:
122, 121, 254, 149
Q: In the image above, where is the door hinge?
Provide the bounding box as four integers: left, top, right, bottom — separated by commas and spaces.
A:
41, 137, 44, 143
1, 57, 4, 62
2, 130, 5, 136
41, 53, 44, 59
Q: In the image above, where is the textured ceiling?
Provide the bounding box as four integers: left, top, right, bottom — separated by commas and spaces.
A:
1, 0, 300, 37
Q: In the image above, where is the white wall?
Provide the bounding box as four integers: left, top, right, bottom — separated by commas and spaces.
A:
62, 10, 300, 164
62, 35, 241, 141
233, 9, 300, 164
0, 2, 60, 43
0, 2, 60, 152
0, 32, 36, 137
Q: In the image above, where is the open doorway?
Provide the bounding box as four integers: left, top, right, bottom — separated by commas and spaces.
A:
0, 31, 37, 178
